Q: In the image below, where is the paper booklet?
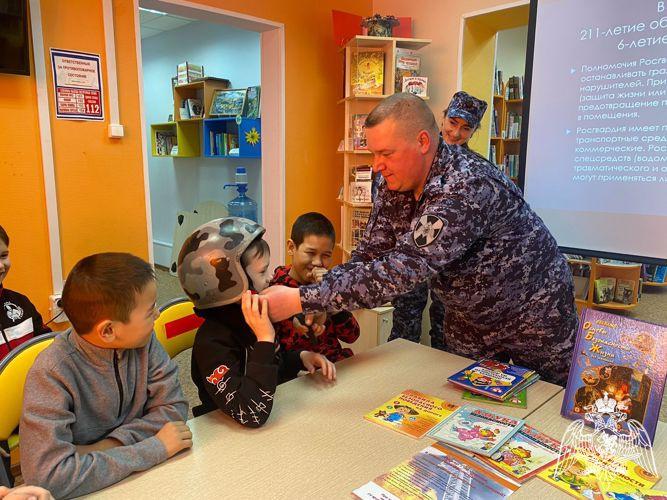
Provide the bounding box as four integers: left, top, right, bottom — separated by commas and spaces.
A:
364, 389, 459, 439
427, 406, 525, 457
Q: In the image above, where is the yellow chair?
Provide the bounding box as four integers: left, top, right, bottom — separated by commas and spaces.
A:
0, 331, 57, 485
154, 297, 202, 359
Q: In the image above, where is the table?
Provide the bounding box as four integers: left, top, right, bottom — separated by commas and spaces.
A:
89, 339, 563, 499
513, 393, 667, 499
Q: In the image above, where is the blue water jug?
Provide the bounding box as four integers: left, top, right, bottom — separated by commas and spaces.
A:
223, 167, 258, 222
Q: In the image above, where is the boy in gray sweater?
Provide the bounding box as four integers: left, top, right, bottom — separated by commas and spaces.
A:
19, 253, 192, 499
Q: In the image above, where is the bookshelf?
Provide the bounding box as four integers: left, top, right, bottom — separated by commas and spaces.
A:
489, 81, 522, 184
150, 77, 261, 159
337, 35, 431, 260
567, 258, 642, 314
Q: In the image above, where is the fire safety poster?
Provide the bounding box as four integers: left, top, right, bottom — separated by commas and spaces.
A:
50, 48, 104, 121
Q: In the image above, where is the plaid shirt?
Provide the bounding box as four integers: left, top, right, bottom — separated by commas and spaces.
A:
270, 266, 360, 362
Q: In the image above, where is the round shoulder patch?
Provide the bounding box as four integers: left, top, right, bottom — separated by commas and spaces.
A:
413, 214, 445, 247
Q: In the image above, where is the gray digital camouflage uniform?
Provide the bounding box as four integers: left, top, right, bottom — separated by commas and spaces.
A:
301, 140, 578, 384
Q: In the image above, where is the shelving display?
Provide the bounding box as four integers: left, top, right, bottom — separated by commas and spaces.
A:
150, 76, 261, 159
489, 78, 523, 183
567, 257, 642, 313
337, 35, 431, 260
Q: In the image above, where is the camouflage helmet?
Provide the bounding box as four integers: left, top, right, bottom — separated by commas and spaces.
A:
177, 217, 265, 309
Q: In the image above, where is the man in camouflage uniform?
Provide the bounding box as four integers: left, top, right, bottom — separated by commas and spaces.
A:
264, 93, 578, 384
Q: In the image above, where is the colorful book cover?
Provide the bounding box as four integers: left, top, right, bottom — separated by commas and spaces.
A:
353, 443, 519, 500
653, 265, 667, 283
350, 50, 384, 96
614, 279, 635, 305
537, 448, 661, 499
427, 406, 525, 457
479, 424, 561, 482
351, 114, 368, 150
595, 277, 617, 303
364, 389, 459, 438
447, 359, 538, 400
561, 308, 667, 442
462, 388, 528, 409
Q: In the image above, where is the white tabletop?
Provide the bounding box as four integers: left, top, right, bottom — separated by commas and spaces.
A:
88, 339, 564, 499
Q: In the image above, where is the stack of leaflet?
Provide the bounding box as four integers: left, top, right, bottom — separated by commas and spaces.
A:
447, 359, 540, 402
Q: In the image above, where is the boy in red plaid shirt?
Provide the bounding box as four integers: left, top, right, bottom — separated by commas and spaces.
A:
270, 213, 360, 362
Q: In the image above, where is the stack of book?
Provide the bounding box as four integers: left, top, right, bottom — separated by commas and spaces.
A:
447, 359, 540, 403
504, 111, 522, 138
349, 165, 372, 203
155, 131, 177, 156
501, 154, 520, 178
505, 75, 524, 99
209, 131, 239, 156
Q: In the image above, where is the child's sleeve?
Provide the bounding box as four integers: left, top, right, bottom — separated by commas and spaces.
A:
330, 311, 361, 344
106, 334, 188, 445
273, 317, 300, 352
192, 335, 279, 428
20, 363, 168, 499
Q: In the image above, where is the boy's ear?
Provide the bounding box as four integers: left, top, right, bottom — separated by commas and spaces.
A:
287, 239, 296, 256
92, 319, 116, 344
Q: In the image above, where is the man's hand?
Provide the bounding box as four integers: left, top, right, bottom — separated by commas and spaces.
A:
0, 485, 54, 500
260, 285, 303, 321
156, 421, 193, 458
300, 351, 336, 381
75, 437, 122, 455
241, 291, 275, 343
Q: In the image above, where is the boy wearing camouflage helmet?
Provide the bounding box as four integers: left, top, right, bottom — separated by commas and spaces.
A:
178, 217, 335, 428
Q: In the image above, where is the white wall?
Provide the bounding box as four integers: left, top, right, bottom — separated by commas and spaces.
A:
496, 25, 528, 78
141, 20, 261, 266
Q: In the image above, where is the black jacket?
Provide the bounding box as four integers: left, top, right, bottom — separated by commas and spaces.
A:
191, 303, 304, 427
0, 287, 50, 362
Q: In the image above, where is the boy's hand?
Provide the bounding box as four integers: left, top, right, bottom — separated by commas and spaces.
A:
156, 421, 192, 458
300, 351, 336, 381
242, 291, 275, 343
294, 314, 325, 338
310, 266, 328, 283
292, 316, 310, 336
0, 485, 54, 500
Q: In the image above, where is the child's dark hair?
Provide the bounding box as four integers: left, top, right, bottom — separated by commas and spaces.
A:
0, 225, 9, 246
290, 212, 335, 247
240, 237, 270, 290
62, 252, 155, 334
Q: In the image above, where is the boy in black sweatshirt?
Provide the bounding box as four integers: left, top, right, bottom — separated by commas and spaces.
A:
177, 217, 335, 427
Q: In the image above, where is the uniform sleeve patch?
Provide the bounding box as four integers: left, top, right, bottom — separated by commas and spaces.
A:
413, 214, 445, 247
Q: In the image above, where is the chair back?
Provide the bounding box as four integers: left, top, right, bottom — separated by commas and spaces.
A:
0, 332, 58, 441
154, 297, 203, 358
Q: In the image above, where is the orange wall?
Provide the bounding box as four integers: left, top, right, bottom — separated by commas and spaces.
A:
371, 0, 527, 119
1, 0, 372, 318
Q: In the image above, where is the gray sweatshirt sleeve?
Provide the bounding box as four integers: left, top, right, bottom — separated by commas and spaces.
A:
20, 362, 169, 499
106, 335, 188, 445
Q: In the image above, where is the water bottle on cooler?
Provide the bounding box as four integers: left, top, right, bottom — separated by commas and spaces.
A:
223, 167, 258, 222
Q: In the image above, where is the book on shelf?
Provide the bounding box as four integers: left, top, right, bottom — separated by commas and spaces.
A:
350, 208, 370, 250
494, 68, 504, 96
155, 130, 177, 156
394, 48, 420, 93
448, 359, 539, 401
351, 114, 368, 150
652, 265, 667, 283
489, 145, 497, 165
500, 154, 520, 178
209, 130, 239, 156
349, 181, 372, 203
350, 49, 384, 96
505, 75, 524, 99
186, 98, 203, 118
363, 389, 459, 438
504, 112, 522, 139
613, 278, 635, 304
462, 387, 527, 409
561, 308, 667, 443
353, 443, 519, 499
179, 99, 190, 120
242, 85, 261, 118
478, 424, 561, 483
594, 276, 616, 303
427, 406, 525, 457
352, 164, 372, 181
572, 275, 590, 300
402, 76, 428, 97
176, 61, 203, 84
538, 446, 661, 499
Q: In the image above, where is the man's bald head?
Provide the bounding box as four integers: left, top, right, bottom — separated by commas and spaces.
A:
365, 92, 439, 140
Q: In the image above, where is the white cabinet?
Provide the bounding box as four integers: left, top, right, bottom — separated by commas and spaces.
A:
344, 306, 394, 354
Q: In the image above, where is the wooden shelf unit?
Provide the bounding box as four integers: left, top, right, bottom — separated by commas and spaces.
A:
489, 83, 522, 183
338, 35, 431, 262
173, 77, 230, 120
150, 121, 200, 158
568, 258, 642, 313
